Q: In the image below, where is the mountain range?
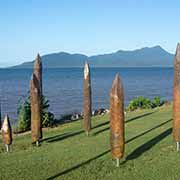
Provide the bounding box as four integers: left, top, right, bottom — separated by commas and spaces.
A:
12, 46, 174, 68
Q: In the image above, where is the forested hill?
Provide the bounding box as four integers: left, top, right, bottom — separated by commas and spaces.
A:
12, 46, 173, 68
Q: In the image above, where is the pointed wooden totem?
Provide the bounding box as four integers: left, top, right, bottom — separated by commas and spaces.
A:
34, 53, 42, 95
1, 114, 12, 152
110, 74, 125, 166
30, 73, 42, 145
83, 62, 92, 136
173, 43, 180, 151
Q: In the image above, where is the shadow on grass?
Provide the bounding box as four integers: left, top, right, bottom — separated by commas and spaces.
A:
94, 112, 157, 136
126, 119, 172, 144
94, 127, 110, 136
43, 120, 109, 142
46, 130, 84, 143
46, 118, 171, 144
46, 149, 110, 180
46, 119, 171, 179
43, 111, 156, 143
41, 132, 70, 142
93, 121, 109, 129
125, 111, 155, 124
125, 127, 172, 161
42, 120, 109, 143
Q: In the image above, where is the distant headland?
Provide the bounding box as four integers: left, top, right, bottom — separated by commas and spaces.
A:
11, 46, 173, 68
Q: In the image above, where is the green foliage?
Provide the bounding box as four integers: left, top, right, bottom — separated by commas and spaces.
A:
127, 96, 164, 111
151, 96, 164, 108
41, 96, 55, 127
17, 100, 31, 132
17, 95, 54, 132
42, 111, 54, 127
127, 96, 151, 111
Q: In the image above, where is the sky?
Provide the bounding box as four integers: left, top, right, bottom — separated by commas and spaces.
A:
0, 0, 180, 67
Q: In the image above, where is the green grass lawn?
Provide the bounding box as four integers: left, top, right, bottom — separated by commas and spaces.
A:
0, 104, 178, 180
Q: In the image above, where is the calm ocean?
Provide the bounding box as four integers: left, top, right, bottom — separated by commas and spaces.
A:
0, 67, 173, 124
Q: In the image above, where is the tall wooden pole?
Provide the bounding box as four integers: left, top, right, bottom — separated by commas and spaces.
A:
173, 43, 180, 151
34, 54, 42, 95
30, 74, 42, 145
33, 54, 43, 139
110, 74, 125, 166
83, 62, 92, 136
0, 100, 1, 129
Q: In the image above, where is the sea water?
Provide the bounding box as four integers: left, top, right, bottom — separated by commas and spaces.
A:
0, 67, 173, 124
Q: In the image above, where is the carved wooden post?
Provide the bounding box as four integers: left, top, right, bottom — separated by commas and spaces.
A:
173, 43, 180, 151
1, 114, 12, 152
110, 74, 125, 166
34, 54, 42, 95
30, 74, 42, 145
83, 62, 92, 136
34, 54, 43, 138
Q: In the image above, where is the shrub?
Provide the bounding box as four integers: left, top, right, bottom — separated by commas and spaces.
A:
42, 111, 54, 127
127, 96, 151, 111
126, 96, 164, 111
151, 96, 164, 108
17, 95, 54, 132
17, 100, 31, 132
